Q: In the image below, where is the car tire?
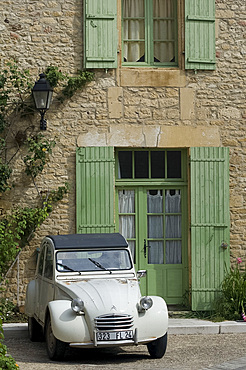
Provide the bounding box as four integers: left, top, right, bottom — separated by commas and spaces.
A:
45, 315, 67, 361
147, 332, 168, 359
28, 316, 43, 342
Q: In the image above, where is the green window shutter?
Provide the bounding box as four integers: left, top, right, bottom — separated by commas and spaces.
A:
190, 147, 230, 311
76, 147, 115, 234
84, 0, 118, 69
185, 0, 216, 70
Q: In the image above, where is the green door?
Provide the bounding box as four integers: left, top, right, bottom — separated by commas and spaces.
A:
116, 186, 188, 305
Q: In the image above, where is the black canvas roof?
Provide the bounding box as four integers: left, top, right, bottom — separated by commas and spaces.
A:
46, 233, 128, 250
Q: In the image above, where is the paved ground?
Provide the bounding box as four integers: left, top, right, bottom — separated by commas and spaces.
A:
3, 320, 246, 370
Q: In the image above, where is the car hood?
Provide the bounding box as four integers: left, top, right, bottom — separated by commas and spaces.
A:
57, 278, 141, 315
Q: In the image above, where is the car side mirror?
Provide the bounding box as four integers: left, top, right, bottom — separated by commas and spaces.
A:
137, 270, 147, 279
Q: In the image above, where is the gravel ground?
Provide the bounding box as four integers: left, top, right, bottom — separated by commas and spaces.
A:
4, 333, 246, 370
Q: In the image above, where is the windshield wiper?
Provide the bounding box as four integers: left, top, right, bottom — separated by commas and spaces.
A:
88, 258, 112, 274
57, 262, 81, 275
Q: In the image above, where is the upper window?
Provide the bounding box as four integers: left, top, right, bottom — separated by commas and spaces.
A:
122, 0, 177, 67
84, 0, 215, 71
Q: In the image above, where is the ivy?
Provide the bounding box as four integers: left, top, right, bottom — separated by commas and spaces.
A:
23, 134, 56, 178
45, 65, 94, 101
0, 161, 12, 193
0, 62, 93, 280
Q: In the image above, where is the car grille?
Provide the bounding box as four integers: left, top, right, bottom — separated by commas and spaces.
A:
95, 314, 134, 331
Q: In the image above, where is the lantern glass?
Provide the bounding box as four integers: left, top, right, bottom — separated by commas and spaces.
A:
33, 90, 53, 110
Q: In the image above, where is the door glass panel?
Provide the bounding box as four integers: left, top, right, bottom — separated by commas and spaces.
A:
147, 190, 163, 212
148, 241, 164, 264
148, 216, 163, 238
135, 151, 149, 178
166, 240, 182, 264
166, 215, 181, 238
165, 190, 182, 264
147, 190, 164, 264
118, 190, 136, 262
167, 151, 181, 178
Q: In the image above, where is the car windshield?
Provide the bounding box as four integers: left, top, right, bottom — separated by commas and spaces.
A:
56, 249, 132, 273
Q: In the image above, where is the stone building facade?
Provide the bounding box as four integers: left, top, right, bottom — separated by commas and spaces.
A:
0, 0, 245, 310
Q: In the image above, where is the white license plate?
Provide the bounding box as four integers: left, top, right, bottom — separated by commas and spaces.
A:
96, 330, 133, 341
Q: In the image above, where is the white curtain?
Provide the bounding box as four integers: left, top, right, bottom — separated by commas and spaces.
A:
123, 0, 175, 63
147, 191, 164, 264
165, 190, 182, 264
123, 0, 145, 62
118, 189, 182, 265
118, 190, 136, 260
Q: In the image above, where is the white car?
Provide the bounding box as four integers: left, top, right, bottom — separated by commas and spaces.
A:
25, 233, 168, 361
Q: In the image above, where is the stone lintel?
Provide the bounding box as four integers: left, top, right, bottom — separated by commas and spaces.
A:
77, 125, 221, 148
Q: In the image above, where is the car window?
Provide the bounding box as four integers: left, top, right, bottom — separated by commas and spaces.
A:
43, 244, 53, 280
37, 246, 45, 276
56, 249, 132, 272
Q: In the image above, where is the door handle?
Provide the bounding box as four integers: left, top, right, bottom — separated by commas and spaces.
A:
144, 239, 151, 258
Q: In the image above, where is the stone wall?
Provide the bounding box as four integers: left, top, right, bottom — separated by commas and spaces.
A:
0, 0, 245, 305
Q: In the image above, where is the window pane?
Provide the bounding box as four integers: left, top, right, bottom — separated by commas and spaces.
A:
167, 151, 181, 178
135, 151, 149, 178
43, 245, 53, 280
118, 190, 135, 213
153, 0, 174, 18
151, 151, 165, 178
123, 0, 145, 18
118, 151, 132, 178
119, 216, 135, 238
123, 0, 145, 62
124, 41, 145, 62
153, 0, 175, 63
38, 248, 45, 275
154, 41, 175, 63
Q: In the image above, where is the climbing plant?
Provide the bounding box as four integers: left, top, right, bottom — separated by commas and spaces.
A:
0, 62, 93, 280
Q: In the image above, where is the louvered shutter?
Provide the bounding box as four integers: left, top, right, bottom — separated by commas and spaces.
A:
76, 147, 115, 233
190, 147, 230, 310
185, 0, 216, 70
84, 0, 118, 69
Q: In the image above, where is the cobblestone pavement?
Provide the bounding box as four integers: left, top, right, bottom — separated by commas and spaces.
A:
4, 333, 246, 370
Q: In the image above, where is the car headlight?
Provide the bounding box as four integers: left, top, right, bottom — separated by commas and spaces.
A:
71, 298, 84, 314
138, 296, 153, 312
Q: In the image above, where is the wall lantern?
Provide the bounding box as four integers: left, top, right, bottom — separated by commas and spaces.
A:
32, 73, 53, 130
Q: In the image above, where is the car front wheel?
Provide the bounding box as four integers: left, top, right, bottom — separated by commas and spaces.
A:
45, 315, 67, 361
147, 332, 168, 358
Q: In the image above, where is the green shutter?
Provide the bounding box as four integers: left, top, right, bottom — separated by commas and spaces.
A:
190, 147, 230, 311
76, 147, 115, 233
84, 0, 118, 69
185, 0, 216, 70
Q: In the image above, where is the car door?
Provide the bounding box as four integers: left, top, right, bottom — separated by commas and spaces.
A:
36, 242, 55, 324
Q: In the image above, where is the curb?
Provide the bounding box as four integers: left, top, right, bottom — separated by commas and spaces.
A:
168, 319, 246, 335
3, 319, 246, 339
